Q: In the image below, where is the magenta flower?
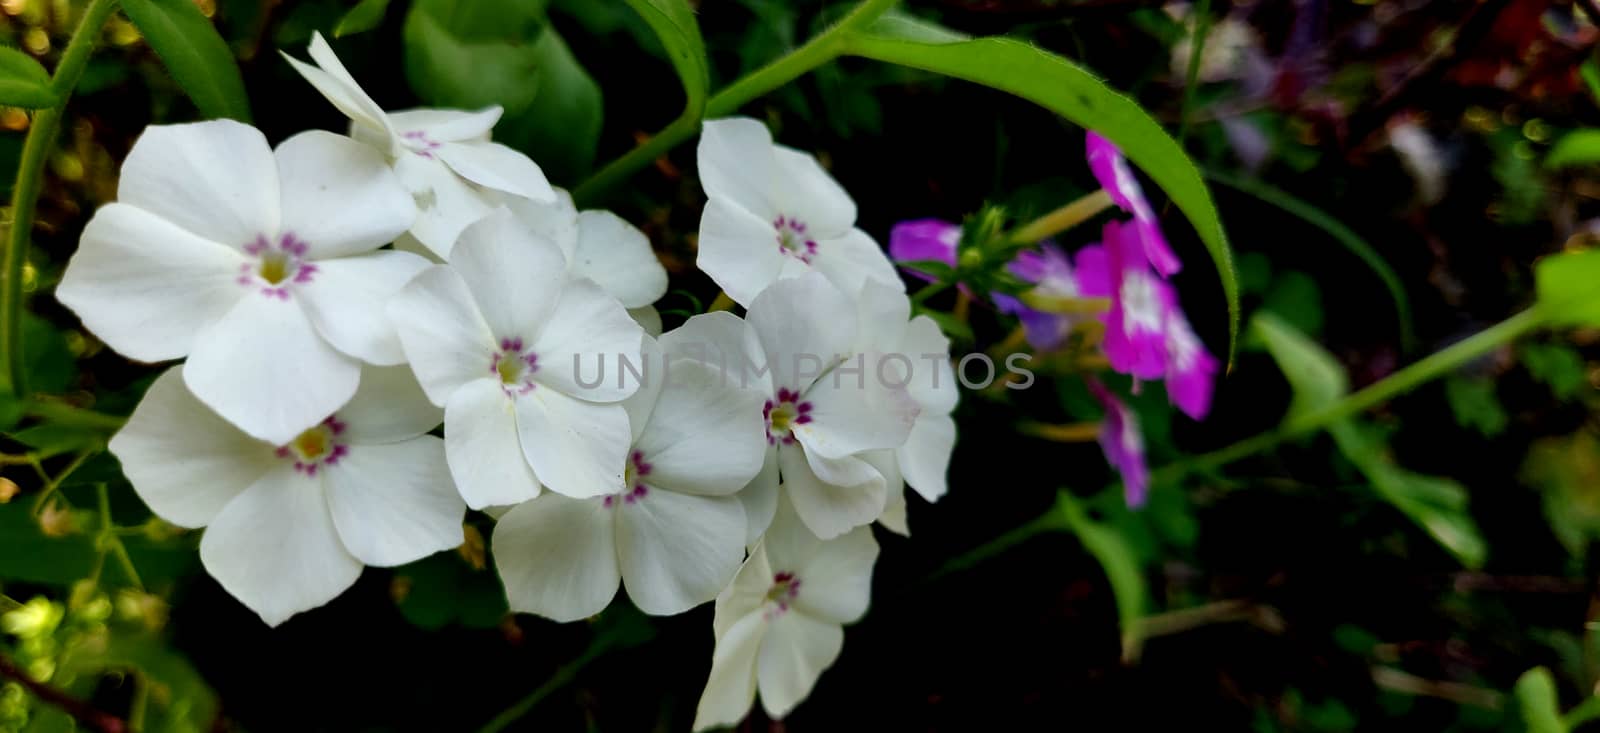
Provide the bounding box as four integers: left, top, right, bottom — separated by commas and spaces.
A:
1099, 220, 1171, 380
1089, 379, 1149, 508
1086, 132, 1182, 277
1163, 308, 1219, 420
889, 218, 960, 280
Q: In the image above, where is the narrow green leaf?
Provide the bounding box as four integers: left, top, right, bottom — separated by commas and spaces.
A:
843, 33, 1240, 358
120, 0, 251, 121
1535, 249, 1600, 327
1248, 312, 1346, 420
1207, 168, 1415, 352
622, 0, 708, 116
333, 0, 391, 37
1056, 491, 1146, 628
1515, 667, 1568, 733
0, 46, 56, 108
1583, 60, 1600, 107
1546, 129, 1600, 170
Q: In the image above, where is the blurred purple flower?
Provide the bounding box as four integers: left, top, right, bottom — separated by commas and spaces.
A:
889, 218, 960, 281
1099, 219, 1171, 380
1163, 309, 1218, 420
991, 243, 1101, 352
1089, 378, 1149, 508
1086, 132, 1182, 277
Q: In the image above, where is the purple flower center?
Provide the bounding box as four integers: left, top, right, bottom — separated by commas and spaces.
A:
763, 388, 813, 445
490, 337, 540, 395
275, 416, 348, 476
238, 233, 316, 300
773, 215, 818, 264
401, 130, 443, 159
605, 450, 654, 508
764, 571, 802, 617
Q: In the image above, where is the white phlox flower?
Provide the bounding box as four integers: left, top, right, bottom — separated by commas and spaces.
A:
493, 337, 768, 621
57, 119, 423, 445
109, 365, 462, 626
284, 32, 556, 258
695, 117, 902, 307
388, 207, 645, 509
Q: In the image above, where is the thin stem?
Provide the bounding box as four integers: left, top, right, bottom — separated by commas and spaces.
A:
1177, 0, 1212, 143
25, 398, 125, 431
921, 510, 1067, 583
475, 624, 635, 733
1018, 292, 1110, 315
1017, 420, 1102, 442
571, 0, 901, 204
30, 448, 96, 516
0, 0, 119, 397
98, 483, 142, 590
1008, 189, 1114, 244
909, 280, 951, 306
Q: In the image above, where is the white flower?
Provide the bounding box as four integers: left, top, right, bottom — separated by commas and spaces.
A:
109, 366, 462, 626
693, 502, 878, 730
284, 32, 556, 258
695, 117, 902, 307
662, 273, 918, 542
498, 188, 669, 333
852, 280, 958, 535
57, 120, 422, 445
493, 338, 767, 621
388, 207, 645, 509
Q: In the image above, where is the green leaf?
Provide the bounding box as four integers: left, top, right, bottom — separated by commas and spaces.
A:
622, 0, 708, 116
1444, 376, 1508, 437
494, 27, 603, 182
1535, 249, 1600, 327
1056, 491, 1146, 628
1206, 169, 1414, 351
1524, 431, 1600, 558
394, 551, 507, 630
0, 46, 56, 109
843, 33, 1239, 358
1546, 129, 1600, 170
333, 0, 390, 37
0, 503, 195, 588
402, 6, 541, 112
1248, 312, 1347, 420
120, 0, 251, 121
1520, 343, 1588, 400
1515, 667, 1568, 733
1261, 270, 1324, 339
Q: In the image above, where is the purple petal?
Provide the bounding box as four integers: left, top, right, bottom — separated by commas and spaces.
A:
890, 219, 960, 280
1086, 132, 1182, 277
1163, 309, 1219, 420
1089, 379, 1149, 508
993, 293, 1072, 351
1101, 220, 1170, 379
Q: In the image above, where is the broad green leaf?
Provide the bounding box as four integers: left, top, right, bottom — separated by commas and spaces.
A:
1524, 431, 1600, 558
394, 551, 507, 630
0, 46, 55, 109
843, 33, 1239, 357
859, 8, 969, 44
0, 503, 195, 587
1055, 491, 1146, 628
1248, 312, 1347, 421
494, 26, 603, 182
1207, 169, 1414, 351
402, 6, 541, 113
1536, 249, 1600, 327
1444, 376, 1507, 437
1515, 667, 1568, 733
120, 0, 251, 121
622, 0, 708, 115
1584, 60, 1600, 107
1547, 129, 1600, 170
1329, 422, 1487, 568
1261, 270, 1324, 339
1521, 342, 1588, 400
333, 0, 390, 37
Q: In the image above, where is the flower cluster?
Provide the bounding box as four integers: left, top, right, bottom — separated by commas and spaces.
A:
891, 132, 1217, 506
56, 34, 956, 727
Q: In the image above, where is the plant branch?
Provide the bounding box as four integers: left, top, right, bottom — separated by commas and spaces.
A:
0, 0, 120, 397
0, 652, 127, 733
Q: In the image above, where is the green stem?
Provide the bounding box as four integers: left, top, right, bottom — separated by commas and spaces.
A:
97, 482, 142, 590
25, 398, 125, 431
0, 0, 119, 397
571, 0, 901, 205
922, 509, 1067, 583
475, 625, 633, 733
1177, 0, 1212, 143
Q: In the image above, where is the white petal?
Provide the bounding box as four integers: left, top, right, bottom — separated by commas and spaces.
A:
388, 265, 496, 405
746, 273, 855, 394
117, 120, 279, 249
898, 413, 955, 503
199, 466, 361, 626
394, 153, 494, 259
514, 389, 632, 498
493, 494, 619, 622
629, 305, 663, 337
389, 106, 502, 142
793, 355, 919, 459
901, 315, 958, 414
571, 210, 667, 308
183, 293, 359, 445
801, 448, 883, 489
739, 446, 781, 546
852, 278, 911, 352
275, 131, 416, 259
445, 379, 541, 509
325, 438, 463, 567
793, 524, 878, 624
757, 611, 844, 720
697, 117, 777, 218
57, 204, 244, 362
298, 250, 429, 365
634, 360, 766, 496
809, 228, 902, 303
715, 542, 774, 638
779, 444, 886, 540
619, 336, 665, 444
659, 311, 767, 393
877, 483, 909, 537
617, 489, 745, 615
697, 197, 786, 308
771, 145, 855, 237
288, 33, 392, 140
500, 188, 579, 261
693, 609, 766, 732
529, 278, 644, 403
436, 142, 556, 202
109, 369, 274, 528
451, 207, 566, 342
335, 364, 443, 444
